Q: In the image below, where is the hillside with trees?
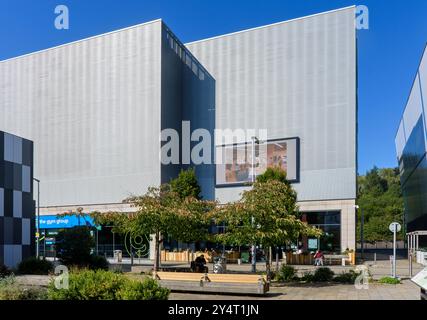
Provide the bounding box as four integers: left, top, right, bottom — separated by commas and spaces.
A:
357, 167, 404, 242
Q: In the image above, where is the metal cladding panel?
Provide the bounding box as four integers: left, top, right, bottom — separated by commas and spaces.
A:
186, 7, 357, 202
0, 21, 163, 206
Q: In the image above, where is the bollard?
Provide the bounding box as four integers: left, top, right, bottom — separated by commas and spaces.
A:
374, 253, 376, 265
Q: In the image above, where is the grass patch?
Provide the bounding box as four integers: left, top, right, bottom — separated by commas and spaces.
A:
378, 277, 401, 285
0, 275, 48, 300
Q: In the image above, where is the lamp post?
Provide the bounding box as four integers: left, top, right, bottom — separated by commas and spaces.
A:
354, 205, 364, 260
33, 178, 40, 259
250, 136, 259, 273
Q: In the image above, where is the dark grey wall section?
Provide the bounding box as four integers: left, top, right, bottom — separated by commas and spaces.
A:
160, 24, 184, 185
0, 131, 34, 268
160, 23, 216, 200
0, 132, 3, 166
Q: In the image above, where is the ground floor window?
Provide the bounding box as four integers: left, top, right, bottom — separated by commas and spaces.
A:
302, 211, 341, 253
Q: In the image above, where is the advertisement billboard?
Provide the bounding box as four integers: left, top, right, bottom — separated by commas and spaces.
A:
216, 138, 300, 187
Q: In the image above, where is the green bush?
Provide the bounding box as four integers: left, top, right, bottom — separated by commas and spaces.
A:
88, 255, 109, 271
0, 264, 11, 278
300, 272, 315, 282
17, 257, 54, 275
55, 226, 94, 267
0, 276, 47, 300
312, 267, 335, 282
276, 265, 296, 282
378, 277, 400, 285
116, 278, 170, 300
333, 270, 360, 284
47, 269, 123, 300
47, 269, 169, 300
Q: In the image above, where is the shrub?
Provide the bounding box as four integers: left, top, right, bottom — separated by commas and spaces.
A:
116, 278, 170, 300
312, 267, 335, 282
88, 255, 109, 271
333, 270, 360, 284
0, 276, 47, 300
47, 269, 169, 300
0, 264, 12, 278
55, 226, 94, 267
47, 269, 123, 300
268, 271, 276, 281
378, 277, 400, 285
300, 272, 315, 282
276, 265, 296, 282
17, 257, 54, 275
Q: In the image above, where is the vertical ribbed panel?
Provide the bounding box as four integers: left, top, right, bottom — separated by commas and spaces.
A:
187, 8, 357, 201
0, 21, 162, 206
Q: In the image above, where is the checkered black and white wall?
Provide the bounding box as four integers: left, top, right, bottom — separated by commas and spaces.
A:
0, 131, 35, 268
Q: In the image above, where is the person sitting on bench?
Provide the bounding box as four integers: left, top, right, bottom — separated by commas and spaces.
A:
191, 255, 208, 273
314, 250, 324, 266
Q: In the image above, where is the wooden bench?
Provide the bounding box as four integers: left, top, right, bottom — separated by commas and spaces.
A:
324, 254, 349, 266
154, 272, 269, 295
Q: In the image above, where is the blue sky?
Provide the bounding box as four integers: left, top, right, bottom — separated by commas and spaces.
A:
1, 0, 426, 175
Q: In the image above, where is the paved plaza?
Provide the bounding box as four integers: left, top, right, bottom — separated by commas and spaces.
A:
169, 280, 420, 300
126, 258, 425, 300
16, 258, 425, 300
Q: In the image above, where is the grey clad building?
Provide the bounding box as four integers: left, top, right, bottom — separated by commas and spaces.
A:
0, 6, 357, 256
187, 6, 357, 251
395, 44, 427, 239
0, 131, 35, 268
0, 19, 214, 206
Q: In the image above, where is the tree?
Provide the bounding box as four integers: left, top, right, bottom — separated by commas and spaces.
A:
213, 175, 321, 278
256, 166, 289, 185
361, 166, 388, 197
55, 226, 94, 266
92, 184, 215, 272
170, 168, 202, 200
169, 168, 215, 247
357, 167, 404, 242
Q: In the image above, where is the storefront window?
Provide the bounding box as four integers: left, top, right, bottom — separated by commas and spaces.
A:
304, 211, 341, 253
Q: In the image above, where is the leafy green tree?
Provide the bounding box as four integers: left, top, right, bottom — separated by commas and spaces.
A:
55, 226, 95, 266
169, 168, 215, 244
357, 167, 404, 242
170, 168, 202, 200
360, 166, 388, 197
93, 185, 214, 271
256, 167, 289, 185
213, 174, 321, 278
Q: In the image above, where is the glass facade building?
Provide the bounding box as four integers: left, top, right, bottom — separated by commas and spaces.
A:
395, 45, 427, 237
